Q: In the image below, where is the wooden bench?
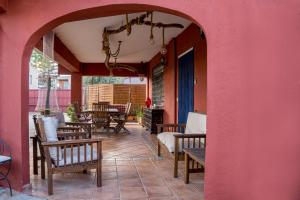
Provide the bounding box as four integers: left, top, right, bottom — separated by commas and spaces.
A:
183, 148, 205, 184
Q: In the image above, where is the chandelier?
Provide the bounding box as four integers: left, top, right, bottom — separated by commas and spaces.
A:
102, 12, 184, 75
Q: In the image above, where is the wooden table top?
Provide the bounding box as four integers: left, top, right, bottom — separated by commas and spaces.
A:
183, 148, 205, 165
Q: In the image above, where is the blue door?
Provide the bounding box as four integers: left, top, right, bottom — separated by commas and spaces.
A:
178, 49, 194, 124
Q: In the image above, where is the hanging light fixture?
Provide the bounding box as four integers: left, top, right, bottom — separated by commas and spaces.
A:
102, 12, 184, 75
160, 27, 167, 55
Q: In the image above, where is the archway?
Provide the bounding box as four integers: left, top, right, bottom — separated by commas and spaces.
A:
2, 1, 298, 200
20, 2, 208, 194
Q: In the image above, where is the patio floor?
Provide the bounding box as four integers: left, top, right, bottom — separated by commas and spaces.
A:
25, 118, 204, 200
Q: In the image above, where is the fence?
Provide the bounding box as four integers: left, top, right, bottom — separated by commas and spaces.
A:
29, 89, 71, 112
86, 84, 146, 114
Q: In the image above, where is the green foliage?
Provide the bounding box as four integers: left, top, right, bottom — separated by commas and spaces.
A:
66, 104, 78, 122
135, 106, 144, 118
82, 76, 126, 86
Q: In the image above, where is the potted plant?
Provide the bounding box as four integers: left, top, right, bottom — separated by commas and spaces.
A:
135, 106, 144, 125
66, 104, 78, 122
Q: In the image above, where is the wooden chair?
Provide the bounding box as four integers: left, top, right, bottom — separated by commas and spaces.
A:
157, 112, 206, 177
113, 102, 131, 133
91, 103, 110, 130
31, 115, 46, 179
31, 115, 92, 180
36, 117, 103, 195
73, 101, 90, 122
92, 102, 110, 111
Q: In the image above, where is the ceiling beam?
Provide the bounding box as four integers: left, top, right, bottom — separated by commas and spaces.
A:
0, 0, 8, 14
81, 63, 148, 77
34, 36, 80, 73
54, 36, 80, 73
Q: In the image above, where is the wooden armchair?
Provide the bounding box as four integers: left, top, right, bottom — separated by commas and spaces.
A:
32, 115, 92, 178
113, 102, 131, 133
91, 103, 110, 130
35, 117, 103, 195
156, 112, 206, 177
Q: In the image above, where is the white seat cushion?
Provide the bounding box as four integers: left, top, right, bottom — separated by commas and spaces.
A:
157, 132, 184, 152
158, 131, 205, 153
185, 112, 206, 134
0, 155, 11, 163
57, 145, 98, 166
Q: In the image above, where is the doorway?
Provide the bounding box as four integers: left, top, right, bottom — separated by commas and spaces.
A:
178, 48, 195, 124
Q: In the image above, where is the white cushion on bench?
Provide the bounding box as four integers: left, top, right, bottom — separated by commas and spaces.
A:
157, 112, 206, 153
185, 112, 206, 134
57, 145, 98, 166
157, 132, 181, 152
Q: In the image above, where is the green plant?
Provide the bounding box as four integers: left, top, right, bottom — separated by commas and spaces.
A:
66, 104, 78, 122
135, 106, 144, 118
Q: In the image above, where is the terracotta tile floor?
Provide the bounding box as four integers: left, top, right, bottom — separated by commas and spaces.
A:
27, 121, 204, 200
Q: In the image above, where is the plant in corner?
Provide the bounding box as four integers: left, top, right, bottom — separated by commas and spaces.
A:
66, 104, 78, 122
135, 106, 144, 124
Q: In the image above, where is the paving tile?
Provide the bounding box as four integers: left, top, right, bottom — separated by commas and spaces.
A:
145, 186, 173, 198
119, 178, 143, 188
120, 187, 148, 199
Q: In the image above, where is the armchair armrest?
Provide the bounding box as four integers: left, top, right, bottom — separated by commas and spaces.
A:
156, 124, 186, 134
42, 138, 103, 147
65, 122, 92, 126
56, 131, 91, 140
57, 126, 80, 131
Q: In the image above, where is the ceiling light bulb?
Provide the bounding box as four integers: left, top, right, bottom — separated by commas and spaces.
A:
160, 45, 167, 55
150, 38, 155, 45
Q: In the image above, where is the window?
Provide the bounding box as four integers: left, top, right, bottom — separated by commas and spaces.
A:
152, 64, 164, 107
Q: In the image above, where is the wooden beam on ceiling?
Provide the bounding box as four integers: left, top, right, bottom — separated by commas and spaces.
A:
34, 36, 80, 73
81, 63, 148, 77
54, 36, 80, 73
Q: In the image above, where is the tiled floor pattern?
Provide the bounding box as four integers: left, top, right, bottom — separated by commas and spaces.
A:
27, 119, 204, 200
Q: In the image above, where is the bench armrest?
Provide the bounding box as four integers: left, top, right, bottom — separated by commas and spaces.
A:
173, 133, 206, 138
156, 124, 186, 134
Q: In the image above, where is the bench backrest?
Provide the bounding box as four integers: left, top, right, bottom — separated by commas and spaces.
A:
185, 112, 206, 134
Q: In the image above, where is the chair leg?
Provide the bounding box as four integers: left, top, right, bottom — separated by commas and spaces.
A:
48, 170, 53, 195
174, 152, 179, 178
32, 138, 38, 175
157, 141, 161, 157
184, 153, 190, 184
97, 143, 102, 187
41, 157, 45, 179
4, 176, 12, 196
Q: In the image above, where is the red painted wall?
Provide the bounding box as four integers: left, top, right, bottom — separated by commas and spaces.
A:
148, 23, 207, 123
1, 2, 300, 200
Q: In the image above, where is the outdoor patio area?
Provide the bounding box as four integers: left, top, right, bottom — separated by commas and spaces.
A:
23, 115, 204, 200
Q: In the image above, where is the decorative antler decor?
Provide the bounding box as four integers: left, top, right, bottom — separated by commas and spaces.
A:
102, 12, 184, 75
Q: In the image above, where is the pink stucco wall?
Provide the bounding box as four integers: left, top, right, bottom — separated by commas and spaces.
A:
0, 1, 300, 199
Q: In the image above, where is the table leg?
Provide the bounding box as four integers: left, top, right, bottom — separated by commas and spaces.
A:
184, 152, 190, 184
